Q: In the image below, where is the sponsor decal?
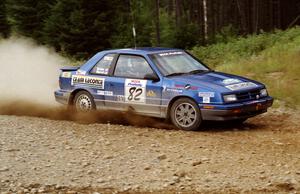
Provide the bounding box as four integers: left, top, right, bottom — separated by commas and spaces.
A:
71, 75, 104, 89
184, 84, 198, 90
198, 92, 215, 97
61, 72, 72, 78
165, 88, 183, 93
222, 78, 241, 85
174, 84, 198, 90
96, 67, 109, 74
225, 82, 257, 91
126, 79, 145, 87
76, 69, 86, 75
146, 90, 156, 97
125, 79, 147, 103
174, 84, 185, 88
117, 95, 125, 102
103, 56, 114, 61
198, 92, 215, 104
203, 97, 210, 103
159, 51, 183, 56
97, 90, 113, 96
190, 86, 198, 90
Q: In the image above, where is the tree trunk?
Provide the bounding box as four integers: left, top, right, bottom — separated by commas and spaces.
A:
235, 0, 247, 34
175, 0, 182, 26
155, 0, 160, 46
202, 0, 208, 41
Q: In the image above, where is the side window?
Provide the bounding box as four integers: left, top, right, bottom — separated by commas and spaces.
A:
114, 55, 154, 79
91, 54, 116, 75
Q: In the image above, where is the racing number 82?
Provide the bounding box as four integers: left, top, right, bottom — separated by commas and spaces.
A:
128, 87, 143, 101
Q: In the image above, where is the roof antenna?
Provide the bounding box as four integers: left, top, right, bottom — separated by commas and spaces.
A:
132, 25, 137, 49
129, 0, 137, 49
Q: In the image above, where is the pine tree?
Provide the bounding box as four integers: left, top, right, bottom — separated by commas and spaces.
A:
6, 0, 53, 41
109, 0, 133, 48
43, 0, 115, 58
0, 0, 10, 38
130, 0, 155, 47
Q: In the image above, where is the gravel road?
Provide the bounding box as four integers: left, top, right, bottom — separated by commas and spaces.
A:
0, 108, 299, 193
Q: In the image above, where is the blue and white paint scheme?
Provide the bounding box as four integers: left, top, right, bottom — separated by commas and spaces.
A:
55, 47, 273, 130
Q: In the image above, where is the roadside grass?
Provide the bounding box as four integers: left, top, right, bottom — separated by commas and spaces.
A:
192, 27, 300, 108
217, 49, 300, 108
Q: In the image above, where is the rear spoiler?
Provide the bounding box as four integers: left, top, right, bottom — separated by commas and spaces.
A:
60, 66, 79, 71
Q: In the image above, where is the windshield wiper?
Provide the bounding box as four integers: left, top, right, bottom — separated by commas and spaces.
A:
166, 69, 212, 77
188, 69, 210, 74
166, 72, 187, 77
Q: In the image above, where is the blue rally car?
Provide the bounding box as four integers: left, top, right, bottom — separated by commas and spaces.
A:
55, 48, 273, 130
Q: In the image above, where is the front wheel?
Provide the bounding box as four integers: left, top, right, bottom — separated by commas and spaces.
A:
170, 98, 202, 131
73, 91, 96, 112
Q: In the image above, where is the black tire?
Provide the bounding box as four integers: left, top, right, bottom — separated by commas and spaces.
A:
73, 91, 96, 112
170, 98, 202, 131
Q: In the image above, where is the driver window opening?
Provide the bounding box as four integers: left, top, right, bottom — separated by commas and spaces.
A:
114, 55, 154, 79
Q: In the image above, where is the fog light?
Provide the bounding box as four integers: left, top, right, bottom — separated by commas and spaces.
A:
224, 94, 237, 102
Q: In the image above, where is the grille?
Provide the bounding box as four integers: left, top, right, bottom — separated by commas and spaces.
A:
236, 89, 261, 101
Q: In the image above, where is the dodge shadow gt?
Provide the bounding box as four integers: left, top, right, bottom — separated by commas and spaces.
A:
55, 48, 273, 130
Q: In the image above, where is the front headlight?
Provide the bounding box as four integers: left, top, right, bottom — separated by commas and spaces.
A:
260, 88, 268, 97
223, 94, 237, 102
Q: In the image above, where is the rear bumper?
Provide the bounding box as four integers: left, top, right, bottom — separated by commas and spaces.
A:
54, 90, 70, 105
200, 97, 273, 121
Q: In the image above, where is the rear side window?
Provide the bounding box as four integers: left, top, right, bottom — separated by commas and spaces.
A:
91, 54, 116, 75
114, 55, 154, 79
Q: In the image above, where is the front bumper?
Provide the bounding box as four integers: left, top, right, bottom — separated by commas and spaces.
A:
200, 97, 273, 121
54, 90, 70, 105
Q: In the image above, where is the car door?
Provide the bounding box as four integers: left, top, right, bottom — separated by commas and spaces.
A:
106, 54, 163, 117
89, 53, 118, 109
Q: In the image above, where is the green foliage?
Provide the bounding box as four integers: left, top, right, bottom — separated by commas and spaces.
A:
158, 11, 176, 47
191, 27, 300, 67
174, 23, 200, 49
192, 27, 300, 107
0, 0, 10, 37
214, 25, 239, 43
109, 2, 133, 49
111, 0, 155, 49
6, 0, 52, 41
43, 0, 115, 59
3, 0, 300, 72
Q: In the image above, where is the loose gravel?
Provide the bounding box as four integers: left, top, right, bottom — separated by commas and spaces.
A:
0, 108, 299, 193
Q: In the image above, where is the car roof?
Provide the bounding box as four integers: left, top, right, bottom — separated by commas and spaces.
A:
80, 47, 184, 71
101, 47, 183, 55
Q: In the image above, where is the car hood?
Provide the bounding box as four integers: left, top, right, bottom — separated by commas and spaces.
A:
168, 71, 264, 93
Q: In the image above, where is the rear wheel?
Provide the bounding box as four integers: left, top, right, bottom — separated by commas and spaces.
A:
170, 98, 202, 130
73, 91, 96, 112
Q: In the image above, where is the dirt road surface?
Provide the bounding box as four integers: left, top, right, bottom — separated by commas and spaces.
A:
0, 108, 299, 193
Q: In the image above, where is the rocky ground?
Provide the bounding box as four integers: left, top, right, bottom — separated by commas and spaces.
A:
0, 108, 299, 194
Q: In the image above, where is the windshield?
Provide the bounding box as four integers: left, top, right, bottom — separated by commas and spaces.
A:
150, 51, 210, 76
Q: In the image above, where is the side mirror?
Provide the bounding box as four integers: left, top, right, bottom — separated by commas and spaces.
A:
144, 73, 160, 82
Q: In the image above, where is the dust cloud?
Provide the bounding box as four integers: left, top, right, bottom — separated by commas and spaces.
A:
0, 37, 172, 129
0, 101, 173, 129
0, 37, 67, 105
